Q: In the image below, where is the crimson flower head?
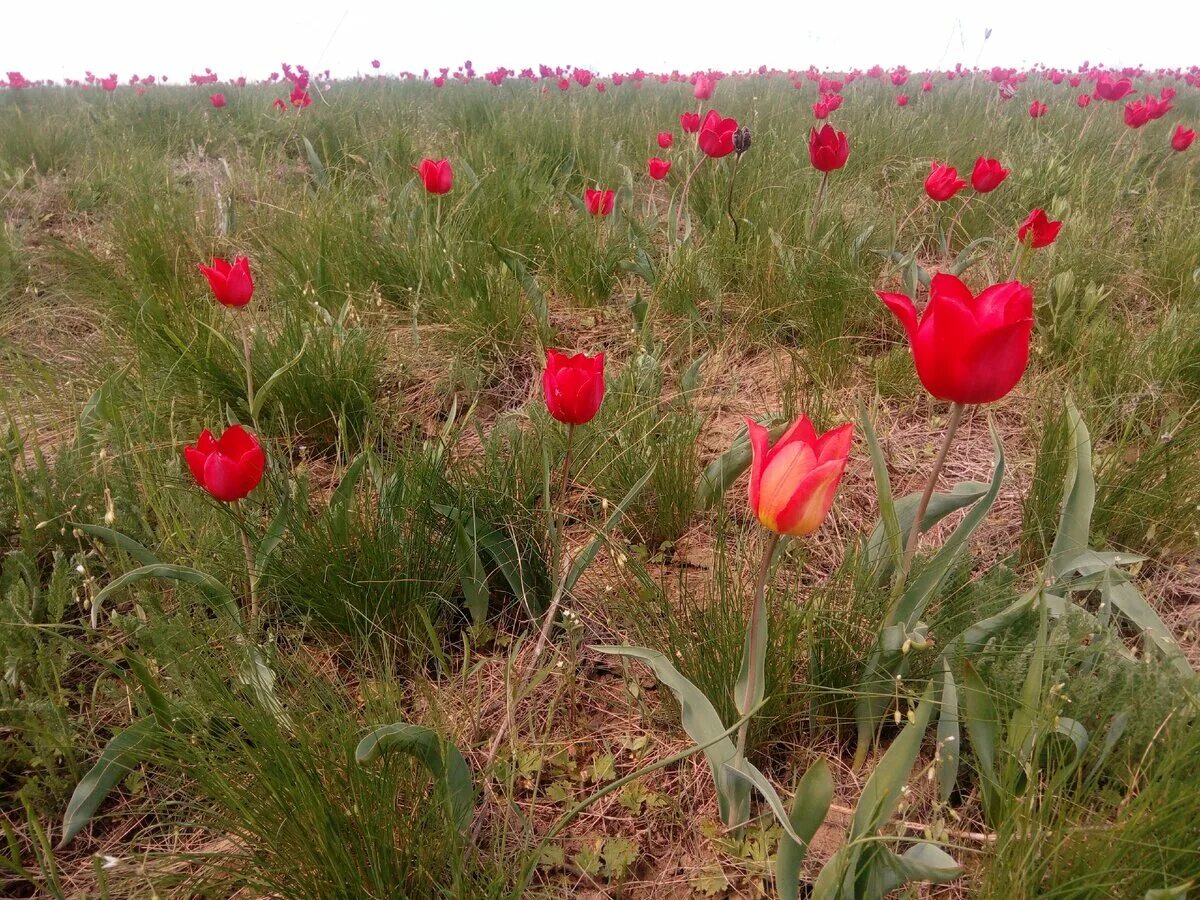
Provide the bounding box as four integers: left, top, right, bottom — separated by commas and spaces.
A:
680, 111, 700, 133
657, 131, 673, 149
209, 93, 226, 108
896, 94, 910, 106
924, 162, 966, 201
648, 157, 671, 180
693, 73, 714, 100
371, 59, 381, 69
414, 158, 453, 194
1123, 100, 1150, 128
970, 157, 1009, 193
1029, 100, 1048, 118
746, 416, 853, 537
921, 79, 933, 92
808, 124, 849, 172
542, 349, 605, 425
1094, 76, 1134, 102
184, 425, 266, 503
1076, 93, 1092, 108
198, 256, 254, 307
878, 273, 1034, 405
1018, 209, 1062, 248
584, 188, 615, 216
697, 109, 738, 158
1171, 125, 1196, 152
812, 101, 830, 119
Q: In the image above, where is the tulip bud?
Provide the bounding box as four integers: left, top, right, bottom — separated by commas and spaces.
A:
733, 126, 751, 156
184, 425, 266, 502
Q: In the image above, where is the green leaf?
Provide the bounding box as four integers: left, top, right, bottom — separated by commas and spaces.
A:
695, 420, 786, 512
681, 352, 708, 400
1007, 597, 1048, 765
73, 523, 160, 566
1048, 396, 1094, 581
935, 661, 960, 803
435, 505, 550, 620
591, 645, 746, 826
492, 243, 550, 340
960, 660, 1002, 819
250, 335, 309, 419
857, 842, 962, 899
355, 723, 474, 833
1098, 568, 1192, 675
302, 136, 327, 187
947, 237, 995, 276
122, 651, 175, 731
330, 452, 370, 518
776, 758, 834, 900
860, 402, 902, 580
90, 564, 240, 630
563, 463, 655, 594
864, 481, 989, 585
59, 718, 158, 848
253, 490, 292, 579
721, 761, 810, 846
452, 515, 490, 627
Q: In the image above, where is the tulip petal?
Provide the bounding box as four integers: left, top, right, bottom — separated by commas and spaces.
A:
773, 415, 817, 456
745, 417, 770, 515
772, 457, 849, 537
815, 421, 854, 465
959, 317, 1034, 404
973, 281, 1032, 328
184, 445, 208, 485
756, 441, 818, 532
203, 452, 250, 502
878, 292, 919, 343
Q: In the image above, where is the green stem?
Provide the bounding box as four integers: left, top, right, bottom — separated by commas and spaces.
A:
236, 500, 259, 625
532, 424, 575, 661
725, 156, 742, 241
1007, 237, 1027, 282
808, 171, 829, 241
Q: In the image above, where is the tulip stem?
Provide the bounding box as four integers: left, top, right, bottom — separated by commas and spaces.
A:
947, 194, 972, 247
531, 424, 575, 663
240, 324, 255, 422
677, 156, 708, 237
1007, 238, 1027, 281
730, 530, 780, 825
894, 402, 966, 595
237, 500, 259, 624
725, 156, 743, 241
808, 171, 829, 241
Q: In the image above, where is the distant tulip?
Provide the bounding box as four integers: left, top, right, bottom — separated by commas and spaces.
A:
970, 157, 1009, 193
680, 111, 700, 133
1018, 208, 1063, 248
1094, 76, 1134, 102
543, 349, 605, 425
878, 273, 1034, 405
808, 124, 849, 172
1029, 100, 1048, 118
657, 131, 673, 149
271, 98, 287, 111
896, 94, 910, 106
413, 158, 453, 194
1076, 93, 1092, 108
1171, 125, 1196, 152
209, 93, 226, 108
812, 100, 829, 119
746, 416, 853, 537
371, 59, 381, 69
924, 162, 966, 201
648, 157, 671, 180
693, 73, 714, 100
184, 425, 266, 502
198, 256, 254, 307
1123, 100, 1150, 128
921, 79, 933, 92
584, 188, 615, 216
697, 109, 738, 158
557, 78, 570, 91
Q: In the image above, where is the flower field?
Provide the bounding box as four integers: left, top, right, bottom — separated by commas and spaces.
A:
1, 62, 1199, 898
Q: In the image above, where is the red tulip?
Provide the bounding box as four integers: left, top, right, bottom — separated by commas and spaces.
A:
895, 94, 909, 106
921, 79, 933, 92
557, 78, 570, 91
808, 124, 849, 172
371, 59, 381, 69
584, 188, 615, 216
542, 349, 605, 425
693, 74, 714, 100
197, 256, 254, 307
657, 131, 673, 149
1076, 93, 1092, 108
746, 416, 853, 537
697, 109, 738, 158
1094, 76, 1134, 102
878, 273, 1034, 405
680, 111, 700, 133
1018, 209, 1063, 248
414, 158, 453, 194
271, 98, 287, 111
648, 157, 671, 180
970, 157, 1009, 193
184, 425, 266, 502
1029, 100, 1048, 118
209, 93, 226, 108
1171, 125, 1196, 152
812, 101, 830, 119
924, 162, 966, 201
1124, 100, 1150, 128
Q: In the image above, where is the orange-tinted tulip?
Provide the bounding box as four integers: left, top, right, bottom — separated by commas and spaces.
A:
746, 416, 853, 537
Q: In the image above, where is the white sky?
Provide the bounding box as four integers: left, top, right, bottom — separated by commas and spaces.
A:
4, 0, 1197, 82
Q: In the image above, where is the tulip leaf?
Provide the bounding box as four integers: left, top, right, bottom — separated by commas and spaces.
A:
251, 334, 309, 420
591, 645, 747, 826
302, 136, 327, 187
935, 660, 960, 803
72, 523, 160, 567
959, 660, 1002, 818
1097, 568, 1191, 675
681, 352, 708, 400
695, 419, 787, 512
855, 842, 962, 899
776, 758, 834, 900
59, 717, 158, 848
853, 681, 936, 840
859, 402, 901, 578
563, 463, 655, 595
864, 481, 990, 585
948, 236, 995, 275
90, 564, 240, 630
330, 452, 371, 518
355, 722, 474, 833
451, 514, 490, 627
1048, 396, 1094, 581
253, 489, 292, 582
721, 761, 809, 846
491, 242, 551, 341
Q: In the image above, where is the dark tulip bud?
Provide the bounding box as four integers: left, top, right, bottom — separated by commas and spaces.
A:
733, 126, 752, 156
